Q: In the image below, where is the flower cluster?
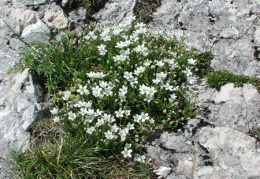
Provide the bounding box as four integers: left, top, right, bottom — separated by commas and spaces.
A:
50, 16, 198, 158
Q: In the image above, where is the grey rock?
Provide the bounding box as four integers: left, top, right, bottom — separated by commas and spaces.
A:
62, 0, 70, 8
254, 27, 260, 47
153, 0, 260, 76
250, 3, 260, 15
9, 38, 26, 51
43, 4, 68, 29
93, 0, 137, 24
220, 26, 239, 39
12, 0, 34, 7
4, 8, 37, 34
160, 132, 191, 153
68, 7, 86, 32
21, 19, 51, 44
214, 83, 243, 103
34, 0, 48, 5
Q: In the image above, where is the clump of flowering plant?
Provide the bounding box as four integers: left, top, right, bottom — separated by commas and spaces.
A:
47, 16, 198, 158
18, 16, 200, 159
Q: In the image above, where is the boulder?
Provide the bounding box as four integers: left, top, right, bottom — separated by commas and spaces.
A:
93, 0, 137, 24
21, 19, 51, 44
4, 8, 37, 34
43, 4, 68, 30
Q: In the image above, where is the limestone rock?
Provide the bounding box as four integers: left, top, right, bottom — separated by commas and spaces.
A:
9, 38, 26, 51
43, 4, 68, 29
21, 19, 51, 43
214, 83, 243, 103
4, 8, 37, 34
153, 0, 260, 76
93, 0, 137, 24
254, 27, 260, 47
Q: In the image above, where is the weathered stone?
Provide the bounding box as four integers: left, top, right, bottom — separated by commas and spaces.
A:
240, 151, 260, 178
43, 4, 68, 29
153, 0, 260, 76
34, 0, 48, 5
198, 127, 256, 157
21, 19, 51, 43
160, 132, 191, 152
62, 0, 70, 8
194, 166, 232, 179
214, 83, 243, 103
93, 0, 136, 24
254, 27, 260, 47
12, 0, 34, 7
9, 38, 26, 51
4, 8, 37, 34
220, 26, 239, 39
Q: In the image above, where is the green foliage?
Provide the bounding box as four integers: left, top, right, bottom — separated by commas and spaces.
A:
10, 17, 207, 178
206, 70, 260, 91
11, 118, 154, 178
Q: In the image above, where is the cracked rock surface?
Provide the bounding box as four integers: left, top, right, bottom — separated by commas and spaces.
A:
0, 0, 260, 178
153, 0, 260, 77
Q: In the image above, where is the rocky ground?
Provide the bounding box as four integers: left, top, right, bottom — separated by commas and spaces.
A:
0, 0, 259, 178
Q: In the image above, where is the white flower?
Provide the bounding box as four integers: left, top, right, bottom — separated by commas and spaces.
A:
99, 81, 108, 88
156, 60, 164, 67
125, 143, 132, 149
74, 101, 86, 108
133, 114, 140, 123
134, 44, 148, 54
85, 101, 92, 108
126, 123, 134, 130
97, 44, 107, 56
156, 72, 167, 80
147, 86, 157, 96
111, 124, 119, 133
86, 126, 95, 134
115, 108, 124, 118
115, 41, 128, 48
113, 54, 128, 62
62, 90, 71, 100
86, 109, 95, 116
95, 109, 103, 117
96, 118, 105, 127
53, 116, 60, 123
118, 128, 128, 141
152, 78, 161, 85
113, 27, 123, 35
164, 83, 174, 91
169, 93, 177, 103
139, 84, 148, 95
50, 107, 59, 115
77, 85, 89, 95
102, 113, 111, 122
123, 71, 133, 81
104, 130, 114, 140
92, 86, 102, 97
153, 166, 171, 179
139, 112, 149, 122
68, 111, 76, 121
188, 58, 196, 65
143, 60, 152, 67
184, 68, 192, 77
144, 94, 153, 103
125, 110, 131, 116
119, 85, 128, 95
100, 28, 110, 38
79, 108, 88, 116
103, 35, 111, 41
104, 87, 113, 96
121, 148, 132, 158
